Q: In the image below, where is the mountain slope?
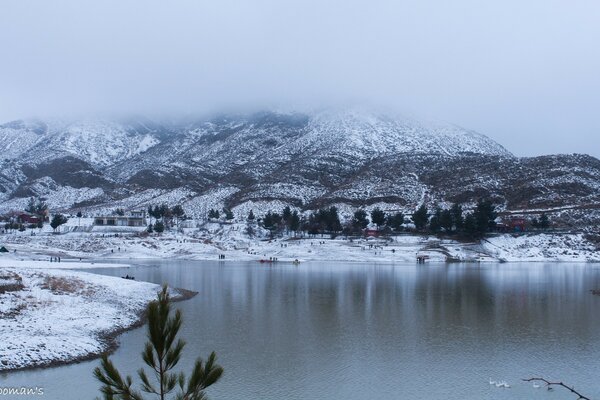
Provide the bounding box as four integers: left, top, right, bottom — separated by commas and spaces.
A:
0, 110, 598, 228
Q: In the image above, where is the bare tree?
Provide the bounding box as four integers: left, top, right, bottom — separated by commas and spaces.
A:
523, 377, 591, 400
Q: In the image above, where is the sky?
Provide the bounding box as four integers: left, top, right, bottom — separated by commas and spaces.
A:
1, 0, 599, 157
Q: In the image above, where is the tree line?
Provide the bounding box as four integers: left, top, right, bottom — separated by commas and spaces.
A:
242, 200, 551, 239
146, 203, 186, 233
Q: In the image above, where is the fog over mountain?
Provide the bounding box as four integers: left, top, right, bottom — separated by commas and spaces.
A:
1, 1, 599, 157
0, 109, 599, 229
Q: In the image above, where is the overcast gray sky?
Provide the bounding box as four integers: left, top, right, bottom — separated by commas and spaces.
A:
1, 0, 599, 157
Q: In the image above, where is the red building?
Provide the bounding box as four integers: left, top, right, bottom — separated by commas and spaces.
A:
497, 217, 527, 233
364, 229, 379, 237
16, 212, 42, 224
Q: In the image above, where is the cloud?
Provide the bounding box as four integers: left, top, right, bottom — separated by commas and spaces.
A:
1, 0, 599, 157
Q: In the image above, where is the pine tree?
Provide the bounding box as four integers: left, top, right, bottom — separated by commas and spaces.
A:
262, 211, 275, 230
473, 199, 497, 236
50, 214, 68, 232
326, 207, 342, 232
370, 208, 386, 230
540, 213, 550, 230
172, 205, 185, 227
412, 205, 428, 231
352, 209, 369, 232
387, 212, 405, 232
450, 204, 464, 231
154, 221, 165, 233
94, 285, 223, 400
289, 210, 300, 234
247, 210, 255, 221
439, 209, 453, 232
463, 213, 477, 238
429, 208, 442, 232
282, 206, 292, 223
208, 209, 220, 220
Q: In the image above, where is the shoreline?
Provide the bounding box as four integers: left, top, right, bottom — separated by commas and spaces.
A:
1, 286, 197, 375
0, 261, 197, 374
2, 229, 599, 264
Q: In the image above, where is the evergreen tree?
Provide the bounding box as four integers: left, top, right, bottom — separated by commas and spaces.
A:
387, 212, 405, 232
154, 221, 165, 233
262, 211, 281, 231
282, 206, 292, 223
412, 205, 428, 231
172, 205, 185, 220
370, 207, 386, 230
429, 208, 442, 232
208, 209, 220, 220
147, 224, 154, 233
463, 213, 477, 237
50, 214, 68, 232
326, 207, 342, 232
450, 203, 464, 231
540, 213, 550, 230
352, 209, 369, 232
289, 210, 300, 233
247, 209, 255, 221
94, 285, 223, 400
439, 209, 453, 232
473, 199, 497, 235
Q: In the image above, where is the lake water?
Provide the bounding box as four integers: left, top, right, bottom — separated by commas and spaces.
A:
3, 261, 600, 399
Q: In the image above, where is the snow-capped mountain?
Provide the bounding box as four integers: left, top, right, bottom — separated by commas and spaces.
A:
0, 109, 598, 227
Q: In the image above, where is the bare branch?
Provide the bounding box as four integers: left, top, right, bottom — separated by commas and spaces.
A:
523, 377, 591, 400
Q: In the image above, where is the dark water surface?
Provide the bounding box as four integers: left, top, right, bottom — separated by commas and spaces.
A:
3, 261, 600, 399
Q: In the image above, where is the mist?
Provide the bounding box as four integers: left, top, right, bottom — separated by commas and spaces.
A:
1, 0, 599, 157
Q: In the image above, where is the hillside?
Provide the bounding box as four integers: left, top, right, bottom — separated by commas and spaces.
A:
0, 109, 598, 227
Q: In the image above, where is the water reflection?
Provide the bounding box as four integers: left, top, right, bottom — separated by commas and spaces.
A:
2, 261, 600, 400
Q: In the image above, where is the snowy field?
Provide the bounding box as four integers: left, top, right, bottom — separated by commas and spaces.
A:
0, 260, 165, 372
1, 221, 598, 263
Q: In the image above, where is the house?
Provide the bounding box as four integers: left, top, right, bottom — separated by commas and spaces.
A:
94, 210, 147, 227
496, 217, 527, 233
2, 211, 44, 225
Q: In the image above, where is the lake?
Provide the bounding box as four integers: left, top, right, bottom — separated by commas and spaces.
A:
3, 260, 600, 399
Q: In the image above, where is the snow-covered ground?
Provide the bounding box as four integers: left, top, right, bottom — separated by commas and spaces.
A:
0, 260, 167, 372
1, 221, 598, 263
483, 233, 600, 262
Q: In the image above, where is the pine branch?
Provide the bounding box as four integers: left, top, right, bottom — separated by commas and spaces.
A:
523, 377, 591, 400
